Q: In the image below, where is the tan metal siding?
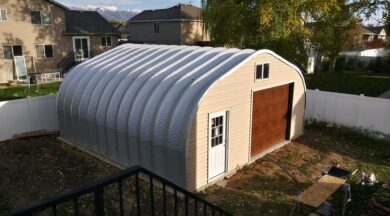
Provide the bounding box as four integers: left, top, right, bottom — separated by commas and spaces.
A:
186, 53, 305, 191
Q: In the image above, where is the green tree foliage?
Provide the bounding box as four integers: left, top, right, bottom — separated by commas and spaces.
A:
309, 0, 361, 72
201, 0, 340, 67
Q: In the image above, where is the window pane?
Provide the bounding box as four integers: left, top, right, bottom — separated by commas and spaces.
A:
13, 46, 23, 56
107, 37, 112, 46
256, 64, 263, 79
101, 37, 106, 46
41, 11, 52, 24
3, 46, 12, 59
31, 11, 41, 24
1, 10, 7, 21
36, 45, 45, 58
44, 45, 53, 58
263, 63, 270, 78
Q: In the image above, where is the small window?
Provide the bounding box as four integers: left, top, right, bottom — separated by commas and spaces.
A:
31, 11, 52, 25
36, 44, 54, 58
3, 46, 13, 59
0, 9, 7, 21
101, 36, 112, 47
255, 63, 270, 80
3, 45, 23, 59
153, 23, 160, 34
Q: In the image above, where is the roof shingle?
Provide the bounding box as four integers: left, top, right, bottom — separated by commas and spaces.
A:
64, 10, 120, 35
129, 4, 201, 22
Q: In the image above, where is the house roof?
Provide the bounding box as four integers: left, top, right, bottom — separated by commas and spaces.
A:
363, 26, 385, 35
44, 0, 68, 10
129, 4, 201, 22
64, 10, 120, 35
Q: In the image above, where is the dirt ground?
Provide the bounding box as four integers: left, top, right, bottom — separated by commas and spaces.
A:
200, 123, 390, 216
0, 136, 118, 213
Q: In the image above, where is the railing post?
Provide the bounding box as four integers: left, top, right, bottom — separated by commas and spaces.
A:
136, 172, 141, 216
94, 187, 105, 216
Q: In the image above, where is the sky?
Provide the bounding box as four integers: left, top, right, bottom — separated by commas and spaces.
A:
56, 0, 383, 25
56, 0, 201, 10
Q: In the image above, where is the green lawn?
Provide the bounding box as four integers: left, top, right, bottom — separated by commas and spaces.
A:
304, 72, 390, 97
200, 122, 390, 215
0, 82, 61, 102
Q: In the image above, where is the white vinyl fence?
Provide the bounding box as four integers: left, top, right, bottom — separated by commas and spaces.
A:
0, 95, 58, 142
306, 90, 390, 135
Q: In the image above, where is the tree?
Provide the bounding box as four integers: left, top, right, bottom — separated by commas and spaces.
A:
201, 0, 339, 67
309, 0, 361, 72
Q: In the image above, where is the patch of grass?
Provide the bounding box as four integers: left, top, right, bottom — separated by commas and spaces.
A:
304, 72, 390, 97
0, 193, 11, 212
0, 82, 61, 101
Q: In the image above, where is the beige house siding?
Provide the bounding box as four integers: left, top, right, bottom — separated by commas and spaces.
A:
89, 35, 119, 58
186, 53, 306, 191
181, 21, 209, 45
0, 0, 71, 83
127, 21, 182, 45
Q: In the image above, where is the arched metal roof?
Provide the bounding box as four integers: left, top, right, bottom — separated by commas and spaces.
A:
57, 44, 305, 187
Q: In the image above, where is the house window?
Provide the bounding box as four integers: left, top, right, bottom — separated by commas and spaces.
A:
101, 36, 112, 47
31, 11, 52, 25
0, 9, 7, 21
153, 23, 160, 34
36, 44, 54, 59
255, 63, 270, 80
3, 45, 23, 59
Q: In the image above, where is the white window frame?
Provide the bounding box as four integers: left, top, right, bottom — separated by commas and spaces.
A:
35, 44, 54, 59
0, 9, 7, 21
153, 22, 160, 34
255, 62, 270, 81
101, 36, 112, 47
2, 45, 23, 60
30, 10, 53, 25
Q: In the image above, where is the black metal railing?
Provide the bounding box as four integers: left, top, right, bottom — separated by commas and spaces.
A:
1, 166, 232, 216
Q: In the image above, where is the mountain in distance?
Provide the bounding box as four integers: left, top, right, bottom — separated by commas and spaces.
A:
70, 5, 142, 21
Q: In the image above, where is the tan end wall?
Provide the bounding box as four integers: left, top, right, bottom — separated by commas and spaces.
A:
0, 0, 71, 83
181, 21, 209, 45
186, 52, 306, 191
127, 21, 182, 45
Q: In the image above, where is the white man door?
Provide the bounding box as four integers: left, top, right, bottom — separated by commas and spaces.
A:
208, 110, 228, 180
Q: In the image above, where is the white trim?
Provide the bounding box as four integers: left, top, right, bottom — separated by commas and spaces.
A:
30, 10, 53, 25
2, 44, 23, 60
0, 9, 8, 21
100, 36, 113, 47
35, 44, 54, 59
129, 19, 203, 23
72, 36, 91, 62
207, 109, 229, 181
254, 62, 270, 82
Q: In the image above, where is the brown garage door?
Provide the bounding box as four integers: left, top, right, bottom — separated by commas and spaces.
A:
251, 84, 292, 157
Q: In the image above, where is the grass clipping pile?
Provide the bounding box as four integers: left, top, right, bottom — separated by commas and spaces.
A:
0, 136, 118, 212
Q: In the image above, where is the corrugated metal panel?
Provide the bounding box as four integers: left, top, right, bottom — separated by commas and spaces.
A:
57, 44, 305, 189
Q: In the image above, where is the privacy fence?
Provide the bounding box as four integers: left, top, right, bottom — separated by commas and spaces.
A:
0, 90, 389, 142
306, 89, 390, 135
0, 95, 58, 142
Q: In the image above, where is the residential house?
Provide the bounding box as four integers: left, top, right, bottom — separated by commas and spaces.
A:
362, 25, 387, 42
0, 0, 119, 84
126, 4, 209, 45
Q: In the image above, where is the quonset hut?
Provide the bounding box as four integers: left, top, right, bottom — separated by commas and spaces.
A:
57, 44, 306, 191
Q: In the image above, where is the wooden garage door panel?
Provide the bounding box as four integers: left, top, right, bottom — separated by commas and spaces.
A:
251, 84, 290, 156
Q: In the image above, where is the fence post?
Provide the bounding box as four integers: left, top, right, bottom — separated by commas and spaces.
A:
355, 94, 364, 127
312, 89, 320, 120
94, 187, 105, 216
